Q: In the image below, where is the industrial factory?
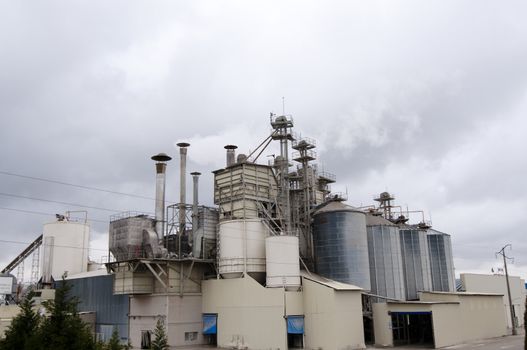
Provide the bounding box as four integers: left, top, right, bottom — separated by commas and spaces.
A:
1, 115, 525, 349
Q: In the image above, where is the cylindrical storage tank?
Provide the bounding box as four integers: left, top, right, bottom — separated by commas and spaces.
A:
399, 226, 432, 300
41, 218, 90, 281
218, 219, 268, 282
366, 215, 405, 300
312, 201, 371, 290
265, 235, 301, 290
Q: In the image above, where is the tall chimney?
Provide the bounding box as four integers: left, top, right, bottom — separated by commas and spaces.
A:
224, 145, 238, 167
177, 143, 190, 236
151, 153, 172, 238
191, 172, 201, 237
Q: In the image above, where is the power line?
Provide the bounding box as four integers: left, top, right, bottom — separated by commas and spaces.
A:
0, 206, 109, 223
0, 170, 160, 201
0, 238, 108, 252
0, 192, 124, 213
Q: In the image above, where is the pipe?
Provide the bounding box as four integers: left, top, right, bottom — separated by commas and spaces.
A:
191, 172, 201, 234
151, 153, 172, 239
224, 145, 237, 167
177, 143, 190, 238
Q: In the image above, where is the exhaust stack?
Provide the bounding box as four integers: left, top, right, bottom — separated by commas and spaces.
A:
177, 143, 190, 235
224, 145, 238, 167
191, 172, 201, 235
151, 153, 172, 238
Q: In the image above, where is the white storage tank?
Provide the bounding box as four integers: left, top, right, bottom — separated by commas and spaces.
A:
41, 217, 90, 282
218, 219, 268, 282
265, 235, 301, 290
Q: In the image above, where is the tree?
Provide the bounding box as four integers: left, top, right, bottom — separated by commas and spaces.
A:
35, 278, 96, 350
106, 328, 123, 350
151, 318, 169, 350
0, 291, 40, 350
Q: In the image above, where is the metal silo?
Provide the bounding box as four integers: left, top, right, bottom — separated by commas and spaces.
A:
312, 201, 371, 290
399, 225, 432, 300
366, 215, 405, 300
427, 229, 455, 292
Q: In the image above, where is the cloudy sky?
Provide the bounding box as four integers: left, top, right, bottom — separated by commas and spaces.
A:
1, 1, 526, 280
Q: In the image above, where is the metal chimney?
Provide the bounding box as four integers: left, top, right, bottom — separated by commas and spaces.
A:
190, 172, 201, 237
177, 143, 190, 236
224, 145, 237, 167
151, 153, 172, 238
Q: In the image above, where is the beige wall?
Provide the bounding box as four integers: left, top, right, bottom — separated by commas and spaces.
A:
129, 294, 203, 348
303, 278, 365, 350
373, 292, 508, 349
203, 277, 290, 350
421, 292, 507, 347
461, 273, 526, 329
0, 305, 20, 339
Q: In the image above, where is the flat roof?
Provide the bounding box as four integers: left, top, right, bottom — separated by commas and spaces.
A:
420, 291, 504, 297
387, 300, 459, 305
301, 271, 362, 291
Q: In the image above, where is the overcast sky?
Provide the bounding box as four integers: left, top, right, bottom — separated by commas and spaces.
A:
1, 1, 526, 280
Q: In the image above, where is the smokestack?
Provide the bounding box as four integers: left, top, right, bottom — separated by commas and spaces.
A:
151, 153, 172, 238
191, 172, 201, 236
177, 142, 190, 235
224, 145, 238, 167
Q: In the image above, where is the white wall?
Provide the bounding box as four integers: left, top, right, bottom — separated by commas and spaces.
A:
129, 294, 203, 348
461, 273, 526, 329
202, 276, 290, 350
303, 278, 365, 350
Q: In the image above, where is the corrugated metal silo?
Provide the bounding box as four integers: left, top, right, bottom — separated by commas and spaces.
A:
427, 229, 456, 292
312, 201, 371, 290
399, 226, 432, 300
366, 215, 405, 300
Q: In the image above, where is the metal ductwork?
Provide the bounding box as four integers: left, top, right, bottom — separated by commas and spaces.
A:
191, 172, 201, 254
177, 143, 190, 236
151, 153, 172, 239
224, 145, 237, 167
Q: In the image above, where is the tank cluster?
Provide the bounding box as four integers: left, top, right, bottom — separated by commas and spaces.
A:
108, 115, 455, 299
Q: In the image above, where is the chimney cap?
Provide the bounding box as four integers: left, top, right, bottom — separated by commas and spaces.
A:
151, 153, 172, 162
190, 172, 201, 176
177, 142, 190, 148
224, 144, 238, 150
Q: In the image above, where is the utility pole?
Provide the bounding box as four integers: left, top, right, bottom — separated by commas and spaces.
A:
496, 244, 517, 335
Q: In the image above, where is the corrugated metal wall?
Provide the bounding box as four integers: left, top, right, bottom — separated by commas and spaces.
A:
313, 210, 371, 290
427, 230, 455, 292
367, 224, 405, 300
66, 274, 129, 342
399, 228, 432, 300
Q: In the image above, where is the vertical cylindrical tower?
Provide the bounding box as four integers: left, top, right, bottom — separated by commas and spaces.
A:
177, 142, 190, 235
224, 145, 237, 167
312, 201, 371, 290
151, 153, 172, 238
191, 171, 201, 247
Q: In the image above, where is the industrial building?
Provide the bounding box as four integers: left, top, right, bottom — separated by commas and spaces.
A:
0, 115, 523, 349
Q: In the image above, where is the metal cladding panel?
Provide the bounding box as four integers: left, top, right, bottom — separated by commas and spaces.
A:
399, 228, 432, 300
63, 275, 129, 341
109, 216, 155, 261
312, 210, 371, 290
427, 231, 456, 292
367, 224, 405, 300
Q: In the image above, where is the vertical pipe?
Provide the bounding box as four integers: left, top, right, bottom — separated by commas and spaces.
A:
191, 172, 201, 254
224, 145, 238, 167
177, 143, 190, 258
151, 153, 172, 239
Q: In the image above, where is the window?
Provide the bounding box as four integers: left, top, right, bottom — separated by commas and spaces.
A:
185, 331, 198, 342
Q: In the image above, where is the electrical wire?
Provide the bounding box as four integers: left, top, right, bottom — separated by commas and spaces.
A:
0, 192, 124, 213
0, 206, 109, 223
0, 238, 108, 252
0, 170, 163, 201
